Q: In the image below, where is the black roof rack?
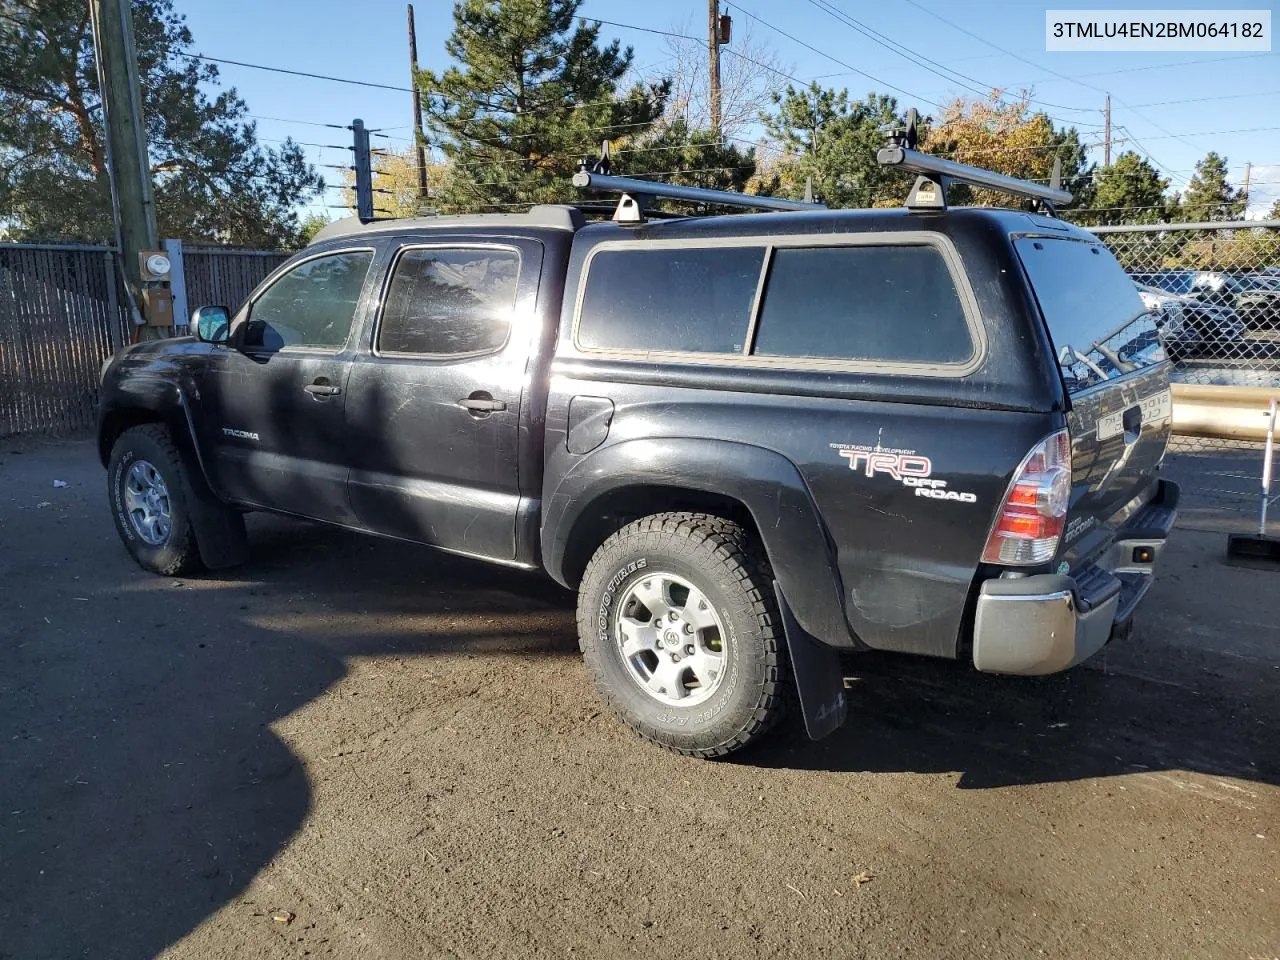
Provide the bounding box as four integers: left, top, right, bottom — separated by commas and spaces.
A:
569, 114, 1072, 222
877, 108, 1072, 215
571, 171, 826, 222
571, 141, 825, 223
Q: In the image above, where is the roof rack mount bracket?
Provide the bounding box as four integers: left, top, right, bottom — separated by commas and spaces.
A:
906, 175, 948, 211
613, 192, 652, 225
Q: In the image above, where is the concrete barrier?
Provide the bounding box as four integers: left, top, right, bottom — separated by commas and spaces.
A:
1172, 383, 1280, 441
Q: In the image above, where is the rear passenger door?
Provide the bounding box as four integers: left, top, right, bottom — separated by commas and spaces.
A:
344, 240, 542, 562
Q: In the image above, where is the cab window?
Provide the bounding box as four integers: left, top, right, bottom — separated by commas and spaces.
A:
377, 247, 520, 356
244, 250, 374, 351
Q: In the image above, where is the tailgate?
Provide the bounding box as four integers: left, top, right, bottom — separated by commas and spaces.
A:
1062, 366, 1172, 557
1012, 234, 1173, 562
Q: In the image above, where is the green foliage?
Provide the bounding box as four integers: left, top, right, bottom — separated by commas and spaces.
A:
0, 0, 322, 245
420, 0, 671, 212
1176, 152, 1245, 222
619, 119, 756, 193
1077, 151, 1171, 226
920, 94, 1095, 210
297, 212, 331, 246
759, 85, 905, 208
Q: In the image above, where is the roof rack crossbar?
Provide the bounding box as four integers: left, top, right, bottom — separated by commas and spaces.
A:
876, 107, 1072, 213
571, 170, 826, 221
877, 146, 1073, 209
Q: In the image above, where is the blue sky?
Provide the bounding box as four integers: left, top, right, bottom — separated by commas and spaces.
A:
177, 0, 1280, 219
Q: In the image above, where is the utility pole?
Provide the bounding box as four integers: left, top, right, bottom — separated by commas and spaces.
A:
1103, 93, 1112, 167
1242, 161, 1252, 206
351, 119, 374, 221
90, 0, 159, 337
708, 0, 722, 139
407, 4, 429, 202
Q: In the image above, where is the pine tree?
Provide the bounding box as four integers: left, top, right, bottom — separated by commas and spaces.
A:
759, 85, 905, 209
0, 0, 322, 245
1178, 152, 1245, 222
1087, 151, 1170, 225
420, 0, 671, 212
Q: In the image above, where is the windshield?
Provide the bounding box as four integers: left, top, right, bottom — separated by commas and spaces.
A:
1015, 236, 1164, 393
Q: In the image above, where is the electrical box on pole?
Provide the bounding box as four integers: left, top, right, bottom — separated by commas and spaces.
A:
351, 118, 374, 222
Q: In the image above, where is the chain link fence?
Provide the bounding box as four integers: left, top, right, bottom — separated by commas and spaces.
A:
1091, 220, 1280, 531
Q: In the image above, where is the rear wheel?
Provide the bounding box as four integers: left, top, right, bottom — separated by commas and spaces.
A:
577, 512, 789, 758
107, 425, 202, 575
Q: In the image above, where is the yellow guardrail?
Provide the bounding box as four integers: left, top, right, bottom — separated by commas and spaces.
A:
1172, 383, 1280, 441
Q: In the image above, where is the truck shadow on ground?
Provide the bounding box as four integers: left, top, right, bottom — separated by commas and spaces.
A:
0, 501, 576, 960
3, 473, 1275, 959
745, 648, 1277, 790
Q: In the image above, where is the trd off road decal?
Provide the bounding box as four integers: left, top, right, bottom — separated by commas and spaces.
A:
830, 442, 977, 504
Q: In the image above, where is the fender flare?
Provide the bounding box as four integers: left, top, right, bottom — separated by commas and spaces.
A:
100, 378, 213, 489
542, 437, 856, 647
99, 380, 246, 569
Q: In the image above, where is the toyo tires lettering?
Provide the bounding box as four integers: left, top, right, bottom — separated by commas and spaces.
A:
112, 451, 138, 541
597, 558, 647, 642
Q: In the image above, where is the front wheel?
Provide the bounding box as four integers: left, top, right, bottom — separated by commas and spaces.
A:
107, 425, 202, 575
577, 513, 790, 758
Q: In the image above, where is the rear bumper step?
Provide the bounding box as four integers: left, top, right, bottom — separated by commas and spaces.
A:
972, 479, 1178, 675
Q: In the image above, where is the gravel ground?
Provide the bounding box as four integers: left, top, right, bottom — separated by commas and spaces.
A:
1, 439, 1277, 960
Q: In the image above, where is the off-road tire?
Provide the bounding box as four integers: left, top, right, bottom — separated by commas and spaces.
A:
577, 512, 790, 758
107, 425, 202, 575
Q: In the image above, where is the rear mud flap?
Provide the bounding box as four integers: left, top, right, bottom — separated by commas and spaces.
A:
773, 581, 847, 741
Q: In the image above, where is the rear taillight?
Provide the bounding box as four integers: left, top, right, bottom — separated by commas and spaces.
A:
982, 429, 1072, 566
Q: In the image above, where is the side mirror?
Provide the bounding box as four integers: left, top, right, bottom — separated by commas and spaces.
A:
193, 305, 231, 344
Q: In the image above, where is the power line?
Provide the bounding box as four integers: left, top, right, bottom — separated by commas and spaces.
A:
1010, 51, 1275, 86
587, 16, 812, 89
892, 0, 1210, 185
179, 52, 415, 93
1125, 89, 1280, 109
720, 2, 943, 107
246, 114, 349, 130
805, 0, 1101, 122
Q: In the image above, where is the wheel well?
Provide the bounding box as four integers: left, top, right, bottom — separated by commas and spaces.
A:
98, 408, 166, 465
559, 485, 763, 587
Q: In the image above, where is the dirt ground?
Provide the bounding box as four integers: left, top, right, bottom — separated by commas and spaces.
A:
1, 438, 1277, 960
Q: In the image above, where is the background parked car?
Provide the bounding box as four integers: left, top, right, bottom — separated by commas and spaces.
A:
1131, 269, 1196, 295
1135, 282, 1247, 361
1188, 271, 1280, 329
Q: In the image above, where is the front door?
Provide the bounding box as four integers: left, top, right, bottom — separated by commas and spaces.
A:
345, 240, 540, 562
198, 247, 377, 522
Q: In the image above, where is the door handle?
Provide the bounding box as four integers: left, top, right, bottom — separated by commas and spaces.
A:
304, 380, 342, 397
1122, 404, 1142, 444
458, 394, 506, 414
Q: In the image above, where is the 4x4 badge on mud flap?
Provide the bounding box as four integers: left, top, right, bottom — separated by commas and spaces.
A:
830, 442, 978, 504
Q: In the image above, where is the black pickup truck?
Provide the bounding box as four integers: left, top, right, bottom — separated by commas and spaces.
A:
98, 153, 1178, 758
